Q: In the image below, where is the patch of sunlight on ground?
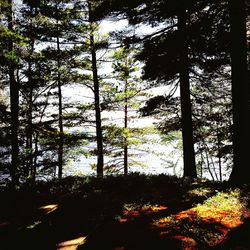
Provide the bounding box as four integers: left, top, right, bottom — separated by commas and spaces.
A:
154, 189, 250, 247
195, 189, 250, 228
118, 203, 168, 223
187, 187, 213, 197
26, 220, 42, 229
39, 204, 58, 214
57, 236, 86, 250
25, 204, 59, 230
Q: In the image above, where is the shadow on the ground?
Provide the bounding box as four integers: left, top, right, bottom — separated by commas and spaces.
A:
0, 175, 249, 250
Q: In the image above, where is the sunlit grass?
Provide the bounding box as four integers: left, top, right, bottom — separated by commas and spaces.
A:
195, 189, 249, 228
117, 203, 168, 223
122, 203, 168, 215
187, 187, 213, 197
154, 189, 250, 247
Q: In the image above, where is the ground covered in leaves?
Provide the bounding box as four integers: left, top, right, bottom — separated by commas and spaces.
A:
0, 174, 250, 250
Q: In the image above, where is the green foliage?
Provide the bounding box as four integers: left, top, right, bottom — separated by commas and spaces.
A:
198, 189, 247, 212
2, 50, 19, 64
0, 0, 248, 183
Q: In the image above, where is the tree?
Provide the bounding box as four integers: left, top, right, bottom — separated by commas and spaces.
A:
61, 0, 108, 177
104, 47, 145, 175
134, 1, 199, 178
88, 1, 104, 177
177, 8, 197, 178
112, 47, 136, 175
94, 0, 198, 177
32, 0, 87, 179
192, 80, 232, 181
17, 1, 42, 181
15, 0, 88, 180
129, 0, 234, 180
2, 0, 20, 186
229, 0, 250, 184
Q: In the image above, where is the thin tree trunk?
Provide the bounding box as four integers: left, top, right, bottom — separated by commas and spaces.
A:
89, 22, 104, 178
124, 79, 128, 176
32, 94, 50, 181
216, 126, 222, 181
27, 58, 33, 178
178, 10, 197, 178
8, 0, 19, 186
204, 147, 215, 181
210, 154, 219, 181
200, 151, 203, 179
33, 132, 38, 181
229, 0, 250, 184
26, 31, 35, 179
56, 10, 63, 179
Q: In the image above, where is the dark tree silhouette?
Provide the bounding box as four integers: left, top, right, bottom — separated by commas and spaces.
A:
7, 0, 20, 186
229, 0, 250, 184
178, 9, 197, 178
95, 0, 198, 177
88, 1, 104, 178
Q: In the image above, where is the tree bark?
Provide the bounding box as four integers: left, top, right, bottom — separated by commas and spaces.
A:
178, 10, 197, 178
124, 79, 128, 176
216, 126, 222, 182
8, 0, 19, 186
26, 58, 34, 179
56, 8, 63, 179
89, 23, 104, 178
229, 0, 250, 184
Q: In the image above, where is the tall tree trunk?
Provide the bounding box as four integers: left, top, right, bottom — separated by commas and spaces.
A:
229, 0, 250, 184
27, 58, 33, 179
8, 0, 19, 186
26, 28, 35, 180
32, 132, 39, 182
178, 10, 197, 178
56, 10, 63, 179
89, 26, 104, 178
124, 79, 128, 176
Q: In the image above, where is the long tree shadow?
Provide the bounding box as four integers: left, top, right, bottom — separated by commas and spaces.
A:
0, 178, 203, 249
0, 176, 249, 250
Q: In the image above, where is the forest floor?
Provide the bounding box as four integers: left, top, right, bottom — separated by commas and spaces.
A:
0, 174, 250, 250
